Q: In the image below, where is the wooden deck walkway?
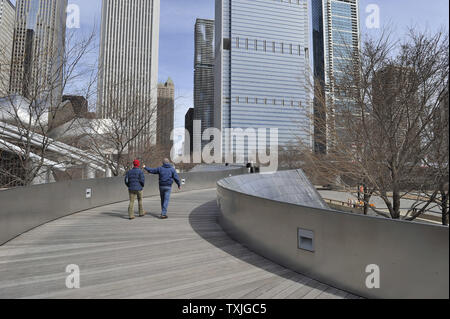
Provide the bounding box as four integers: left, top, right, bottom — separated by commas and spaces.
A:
0, 189, 360, 299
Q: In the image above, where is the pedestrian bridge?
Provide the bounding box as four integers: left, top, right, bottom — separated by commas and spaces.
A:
0, 168, 448, 299
0, 188, 357, 299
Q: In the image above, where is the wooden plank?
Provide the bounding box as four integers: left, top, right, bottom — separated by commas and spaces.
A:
0, 188, 356, 299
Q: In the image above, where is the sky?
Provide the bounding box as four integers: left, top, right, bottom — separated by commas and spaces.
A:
9, 0, 450, 129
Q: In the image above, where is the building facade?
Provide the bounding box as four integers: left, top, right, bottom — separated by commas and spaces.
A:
312, 0, 360, 153
97, 0, 160, 153
157, 78, 175, 148
0, 0, 15, 97
214, 0, 312, 161
194, 18, 215, 148
9, 0, 67, 105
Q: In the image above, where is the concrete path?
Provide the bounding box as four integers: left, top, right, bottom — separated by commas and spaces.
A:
0, 189, 359, 299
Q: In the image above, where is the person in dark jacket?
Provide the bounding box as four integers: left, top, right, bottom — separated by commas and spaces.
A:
143, 158, 181, 219
125, 159, 146, 220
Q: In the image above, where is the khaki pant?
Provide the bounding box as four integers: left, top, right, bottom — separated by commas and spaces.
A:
128, 190, 144, 218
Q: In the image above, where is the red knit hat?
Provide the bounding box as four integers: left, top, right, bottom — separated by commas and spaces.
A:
133, 160, 140, 167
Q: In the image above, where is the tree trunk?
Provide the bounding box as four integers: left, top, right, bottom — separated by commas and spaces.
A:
392, 188, 401, 219
363, 185, 372, 215
23, 157, 34, 186
391, 166, 401, 219
441, 187, 449, 226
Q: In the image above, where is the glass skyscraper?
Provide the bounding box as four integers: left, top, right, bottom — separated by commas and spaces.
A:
194, 19, 215, 149
214, 0, 312, 160
0, 0, 15, 96
312, 0, 360, 153
9, 0, 68, 105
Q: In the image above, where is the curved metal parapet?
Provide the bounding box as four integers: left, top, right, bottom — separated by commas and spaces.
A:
0, 166, 247, 246
217, 170, 449, 299
219, 169, 330, 209
189, 164, 245, 172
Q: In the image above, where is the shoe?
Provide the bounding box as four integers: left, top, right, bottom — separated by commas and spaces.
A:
139, 212, 147, 217
129, 216, 135, 220
160, 215, 168, 219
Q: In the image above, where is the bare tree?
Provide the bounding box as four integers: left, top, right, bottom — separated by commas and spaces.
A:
420, 91, 449, 225
82, 85, 158, 177
297, 28, 449, 222
0, 28, 98, 187
75, 72, 187, 176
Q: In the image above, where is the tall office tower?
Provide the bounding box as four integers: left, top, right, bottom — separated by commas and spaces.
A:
215, 0, 312, 161
0, 0, 15, 96
97, 0, 160, 153
312, 0, 360, 153
194, 19, 215, 149
373, 65, 419, 132
157, 78, 175, 148
9, 0, 67, 104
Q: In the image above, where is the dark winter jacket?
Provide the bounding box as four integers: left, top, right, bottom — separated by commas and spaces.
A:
125, 168, 145, 191
145, 163, 181, 188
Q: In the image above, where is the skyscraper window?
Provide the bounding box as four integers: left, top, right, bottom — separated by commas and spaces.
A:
215, 0, 312, 157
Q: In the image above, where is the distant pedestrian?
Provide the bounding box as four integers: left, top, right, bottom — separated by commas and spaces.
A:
124, 159, 146, 220
144, 158, 181, 219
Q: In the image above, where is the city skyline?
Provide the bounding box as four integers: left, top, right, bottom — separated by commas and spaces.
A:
81, 0, 447, 131
6, 0, 450, 130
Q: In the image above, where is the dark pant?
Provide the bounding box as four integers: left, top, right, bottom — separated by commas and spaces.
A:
159, 186, 172, 216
